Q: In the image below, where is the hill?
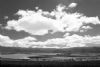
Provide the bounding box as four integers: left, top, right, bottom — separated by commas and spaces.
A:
0, 46, 100, 54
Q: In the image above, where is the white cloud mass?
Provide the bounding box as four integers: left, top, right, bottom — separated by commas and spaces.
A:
68, 3, 77, 8
5, 4, 100, 35
1, 34, 100, 48
1, 3, 100, 48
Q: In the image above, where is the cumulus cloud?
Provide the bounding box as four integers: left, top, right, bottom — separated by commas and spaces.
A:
5, 4, 100, 35
1, 34, 100, 48
0, 34, 84, 48
83, 35, 100, 45
0, 35, 37, 47
80, 16, 100, 24
82, 26, 92, 30
1, 3, 100, 48
0, 35, 14, 47
68, 3, 77, 8
4, 16, 8, 19
6, 9, 65, 35
80, 26, 93, 32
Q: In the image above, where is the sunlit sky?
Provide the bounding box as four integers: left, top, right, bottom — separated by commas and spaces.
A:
0, 0, 100, 48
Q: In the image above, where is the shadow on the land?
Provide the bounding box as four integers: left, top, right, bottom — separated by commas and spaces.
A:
1, 60, 100, 67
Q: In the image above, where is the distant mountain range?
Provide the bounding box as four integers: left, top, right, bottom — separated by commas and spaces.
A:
0, 46, 100, 54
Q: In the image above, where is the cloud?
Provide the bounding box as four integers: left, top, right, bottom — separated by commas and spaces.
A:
0, 35, 37, 47
0, 35, 14, 47
5, 4, 100, 35
0, 34, 84, 48
4, 16, 8, 19
80, 16, 100, 24
1, 33, 100, 48
5, 9, 65, 35
81, 26, 92, 30
80, 26, 93, 32
68, 3, 77, 8
13, 36, 37, 47
83, 35, 100, 45
1, 3, 100, 48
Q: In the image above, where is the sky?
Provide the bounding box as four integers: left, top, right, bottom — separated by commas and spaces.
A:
0, 0, 100, 48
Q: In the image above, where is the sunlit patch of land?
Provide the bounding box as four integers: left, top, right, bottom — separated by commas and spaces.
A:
1, 53, 100, 66
1, 53, 100, 61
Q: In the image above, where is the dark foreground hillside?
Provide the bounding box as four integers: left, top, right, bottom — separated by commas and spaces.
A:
1, 60, 100, 67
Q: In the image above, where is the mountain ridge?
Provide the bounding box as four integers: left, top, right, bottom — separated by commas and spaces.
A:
0, 46, 100, 54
